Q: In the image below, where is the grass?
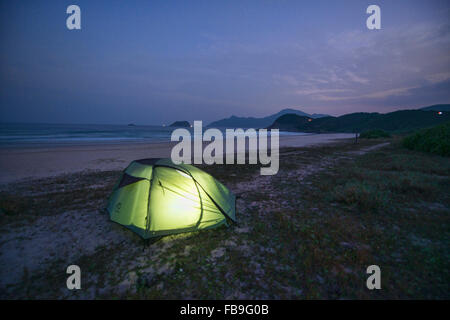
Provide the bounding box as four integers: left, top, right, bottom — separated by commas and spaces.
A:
0, 138, 449, 299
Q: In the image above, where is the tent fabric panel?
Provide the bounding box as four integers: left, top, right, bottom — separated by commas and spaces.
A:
196, 185, 227, 227
145, 219, 228, 238
124, 161, 153, 180
135, 158, 162, 166
119, 223, 149, 239
117, 173, 145, 189
152, 158, 236, 221
148, 166, 203, 232
197, 217, 228, 230
147, 166, 227, 237
184, 165, 236, 221
107, 179, 150, 231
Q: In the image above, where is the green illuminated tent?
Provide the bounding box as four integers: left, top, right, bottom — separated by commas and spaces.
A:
106, 158, 236, 239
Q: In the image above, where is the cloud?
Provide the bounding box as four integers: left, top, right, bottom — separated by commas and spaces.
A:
294, 88, 352, 96
197, 20, 449, 114
283, 22, 449, 108
272, 74, 299, 86
360, 87, 417, 99
346, 71, 369, 84
316, 86, 418, 101
425, 72, 450, 84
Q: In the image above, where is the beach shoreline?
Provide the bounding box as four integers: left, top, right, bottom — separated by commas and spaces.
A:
0, 133, 354, 185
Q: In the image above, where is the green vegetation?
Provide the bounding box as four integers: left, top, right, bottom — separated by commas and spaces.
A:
403, 121, 450, 157
360, 129, 391, 139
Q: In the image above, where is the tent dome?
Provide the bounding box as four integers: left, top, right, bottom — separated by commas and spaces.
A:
106, 158, 236, 239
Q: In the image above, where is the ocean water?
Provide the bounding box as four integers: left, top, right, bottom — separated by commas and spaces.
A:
0, 123, 175, 147
0, 123, 309, 147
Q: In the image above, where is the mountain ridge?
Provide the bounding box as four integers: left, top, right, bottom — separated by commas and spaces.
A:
420, 104, 450, 112
268, 105, 450, 133
207, 108, 329, 128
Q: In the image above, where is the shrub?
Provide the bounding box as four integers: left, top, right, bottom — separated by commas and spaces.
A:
359, 129, 391, 139
403, 122, 450, 157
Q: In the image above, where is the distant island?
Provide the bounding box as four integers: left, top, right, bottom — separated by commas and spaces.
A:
169, 121, 191, 127
207, 108, 329, 128
268, 104, 450, 133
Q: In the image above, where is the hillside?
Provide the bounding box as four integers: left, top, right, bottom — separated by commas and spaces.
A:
420, 104, 450, 112
207, 108, 329, 128
268, 109, 450, 133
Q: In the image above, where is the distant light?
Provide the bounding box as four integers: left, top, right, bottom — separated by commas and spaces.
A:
438, 111, 443, 115
308, 118, 312, 122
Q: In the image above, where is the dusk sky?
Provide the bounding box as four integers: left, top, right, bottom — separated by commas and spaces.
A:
1, 0, 449, 125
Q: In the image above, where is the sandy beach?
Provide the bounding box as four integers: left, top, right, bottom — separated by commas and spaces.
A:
0, 133, 354, 184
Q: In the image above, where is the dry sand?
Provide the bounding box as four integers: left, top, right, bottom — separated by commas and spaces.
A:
0, 133, 354, 184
